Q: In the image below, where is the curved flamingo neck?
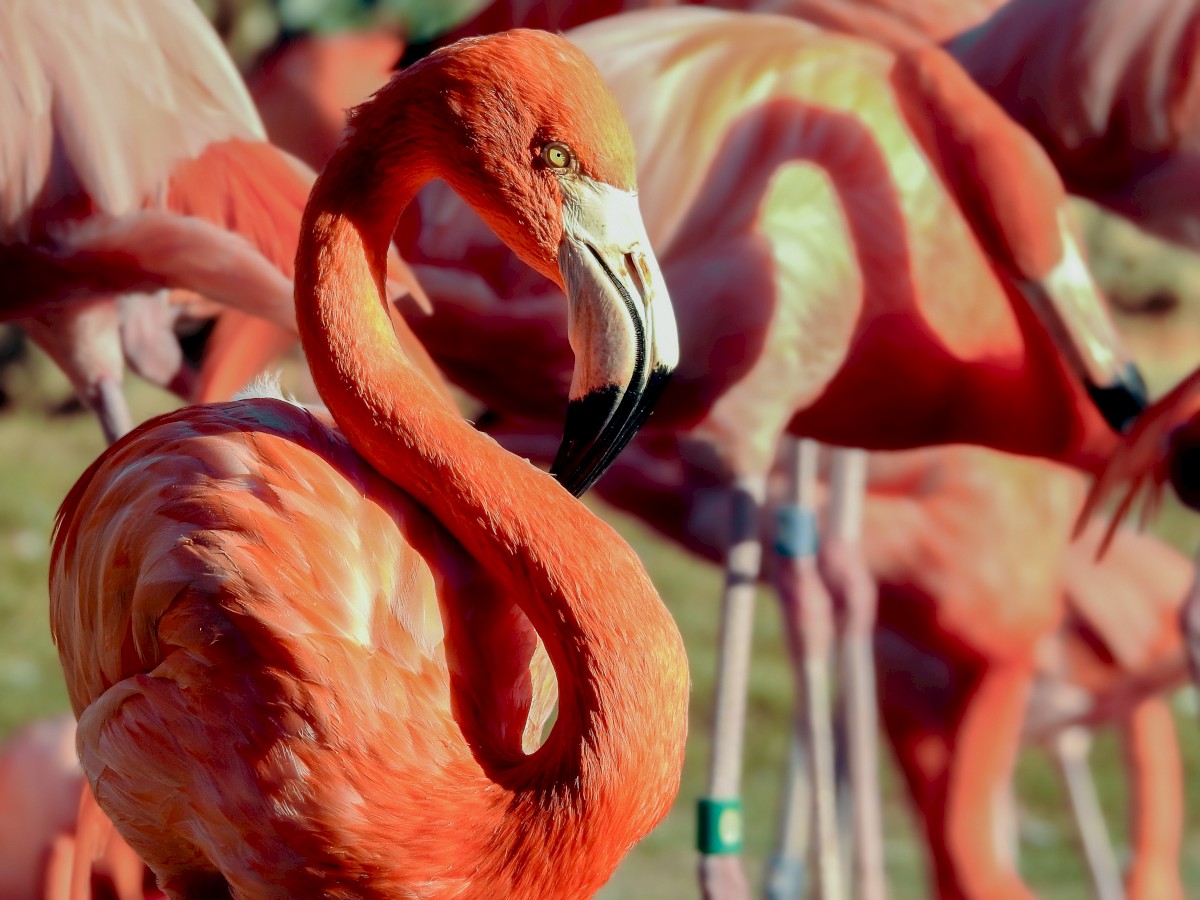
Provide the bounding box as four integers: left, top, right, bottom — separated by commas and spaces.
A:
292, 71, 686, 892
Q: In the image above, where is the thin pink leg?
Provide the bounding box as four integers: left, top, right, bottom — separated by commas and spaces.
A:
773, 438, 842, 899
698, 474, 766, 900
1121, 696, 1184, 900
820, 447, 885, 900
1050, 726, 1123, 900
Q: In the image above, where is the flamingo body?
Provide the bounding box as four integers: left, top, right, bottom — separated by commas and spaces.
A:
55, 399, 562, 895
50, 27, 687, 897
948, 0, 1200, 251
0, 0, 419, 440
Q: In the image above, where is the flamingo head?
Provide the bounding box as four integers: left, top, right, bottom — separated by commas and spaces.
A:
1169, 417, 1200, 511
410, 29, 679, 495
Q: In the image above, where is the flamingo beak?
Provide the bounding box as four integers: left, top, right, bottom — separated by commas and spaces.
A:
552, 178, 679, 496
1021, 222, 1147, 433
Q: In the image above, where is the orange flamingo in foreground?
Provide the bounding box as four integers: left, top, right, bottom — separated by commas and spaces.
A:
947, 0, 1200, 252
50, 28, 685, 898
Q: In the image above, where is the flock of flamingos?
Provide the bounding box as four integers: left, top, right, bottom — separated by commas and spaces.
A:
2, 0, 1200, 897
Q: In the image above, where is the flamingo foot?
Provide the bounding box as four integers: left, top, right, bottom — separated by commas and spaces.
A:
764, 854, 806, 900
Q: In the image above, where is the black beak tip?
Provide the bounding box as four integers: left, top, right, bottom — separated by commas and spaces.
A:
550, 367, 673, 498
550, 385, 622, 498
1087, 362, 1149, 434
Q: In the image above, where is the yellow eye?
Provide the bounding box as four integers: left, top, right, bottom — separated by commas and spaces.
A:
542, 142, 573, 170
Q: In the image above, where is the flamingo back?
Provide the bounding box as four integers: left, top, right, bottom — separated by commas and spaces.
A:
50, 399, 556, 893
863, 449, 1084, 660
1063, 519, 1191, 681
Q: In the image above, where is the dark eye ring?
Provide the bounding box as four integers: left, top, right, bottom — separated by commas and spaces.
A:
541, 142, 573, 170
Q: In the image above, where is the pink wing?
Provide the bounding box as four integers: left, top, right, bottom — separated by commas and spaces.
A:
0, 0, 262, 240
948, 0, 1200, 250
736, 0, 1003, 46
1065, 518, 1192, 673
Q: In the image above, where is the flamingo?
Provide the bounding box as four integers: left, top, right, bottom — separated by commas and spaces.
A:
1081, 364, 1200, 691
394, 0, 1003, 59
1031, 522, 1189, 900
249, 30, 408, 172
1083, 366, 1200, 541
50, 27, 686, 898
946, 0, 1200, 252
217, 8, 1147, 897
0, 0, 429, 443
711, 0, 1004, 47
864, 456, 1191, 900
0, 715, 157, 900
0, 715, 83, 899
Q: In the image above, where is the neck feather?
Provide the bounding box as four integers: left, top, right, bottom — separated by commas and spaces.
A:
291, 74, 687, 888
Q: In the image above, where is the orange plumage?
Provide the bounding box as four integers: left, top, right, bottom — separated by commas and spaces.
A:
51, 29, 687, 898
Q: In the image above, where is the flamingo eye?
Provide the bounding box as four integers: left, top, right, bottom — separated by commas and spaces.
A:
542, 142, 573, 170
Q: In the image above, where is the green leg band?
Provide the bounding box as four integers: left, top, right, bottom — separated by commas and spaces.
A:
697, 797, 743, 854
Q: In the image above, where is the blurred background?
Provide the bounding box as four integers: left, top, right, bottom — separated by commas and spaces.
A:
3, 1, 1200, 897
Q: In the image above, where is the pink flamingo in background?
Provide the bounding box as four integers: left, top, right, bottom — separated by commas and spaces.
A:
51, 28, 686, 897
1084, 365, 1200, 541
1081, 364, 1200, 694
710, 0, 1004, 47
0, 716, 83, 899
488, 419, 1192, 900
0, 715, 159, 900
865, 455, 1191, 900
947, 0, 1200, 252
249, 30, 407, 172
0, 0, 426, 442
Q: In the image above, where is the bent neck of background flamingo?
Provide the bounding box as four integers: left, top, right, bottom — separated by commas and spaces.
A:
292, 69, 686, 886
953, 292, 1122, 476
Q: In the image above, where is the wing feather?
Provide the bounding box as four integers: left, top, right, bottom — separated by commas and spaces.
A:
0, 0, 264, 240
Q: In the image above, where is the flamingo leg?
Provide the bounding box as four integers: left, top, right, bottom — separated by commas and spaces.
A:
820, 448, 885, 900
990, 779, 1020, 872
944, 663, 1035, 900
772, 438, 843, 899
91, 377, 135, 445
1120, 696, 1185, 900
878, 658, 955, 895
1051, 729, 1123, 900
1050, 726, 1124, 900
698, 473, 766, 900
765, 724, 813, 900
